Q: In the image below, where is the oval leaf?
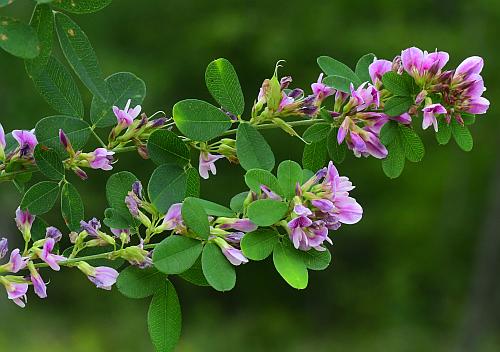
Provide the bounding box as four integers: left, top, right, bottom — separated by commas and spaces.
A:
182, 197, 210, 239
241, 229, 280, 261
0, 16, 40, 59
148, 164, 188, 213
277, 160, 303, 199
247, 199, 288, 227
302, 139, 327, 171
355, 53, 376, 83
317, 56, 361, 87
52, 0, 112, 14
201, 242, 236, 292
25, 4, 53, 77
205, 58, 244, 116
117, 266, 164, 299
147, 129, 190, 166
273, 241, 308, 289
34, 145, 65, 180
21, 181, 59, 215
173, 99, 232, 142
302, 123, 331, 143
35, 115, 90, 155
61, 182, 84, 231
245, 168, 282, 195
153, 236, 203, 274
236, 123, 275, 171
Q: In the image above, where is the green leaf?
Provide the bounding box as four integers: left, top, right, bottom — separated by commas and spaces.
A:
35, 115, 90, 155
241, 229, 279, 261
148, 164, 188, 213
0, 16, 40, 59
230, 192, 247, 213
117, 266, 164, 299
90, 72, 146, 127
52, 0, 112, 14
185, 167, 200, 198
61, 182, 84, 231
182, 197, 210, 239
384, 96, 413, 117
34, 145, 64, 180
106, 171, 137, 222
300, 248, 331, 271
178, 257, 210, 287
323, 75, 352, 93
103, 208, 130, 229
317, 56, 361, 87
31, 217, 49, 241
153, 236, 203, 274
147, 129, 190, 166
381, 71, 412, 97
266, 75, 282, 112
25, 4, 53, 77
236, 123, 275, 171
205, 58, 244, 116
302, 139, 327, 171
273, 241, 308, 289
380, 120, 399, 145
451, 119, 473, 151
55, 12, 109, 100
277, 160, 302, 199
185, 198, 235, 217
247, 199, 288, 227
201, 242, 236, 292
0, 0, 17, 7
399, 126, 424, 162
173, 99, 231, 141
382, 139, 405, 179
244, 168, 282, 195
148, 280, 182, 352
21, 181, 59, 215
302, 123, 331, 143
326, 128, 346, 163
30, 56, 84, 118
436, 119, 452, 145
355, 53, 375, 83
462, 114, 476, 126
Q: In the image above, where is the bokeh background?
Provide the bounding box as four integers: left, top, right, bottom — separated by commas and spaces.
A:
1, 0, 499, 351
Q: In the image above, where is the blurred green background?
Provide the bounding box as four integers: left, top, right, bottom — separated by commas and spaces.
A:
1, 0, 499, 351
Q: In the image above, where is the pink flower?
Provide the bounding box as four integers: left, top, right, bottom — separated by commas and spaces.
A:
454, 56, 484, 79
30, 270, 47, 299
219, 218, 257, 233
5, 249, 28, 273
159, 203, 185, 233
87, 266, 119, 290
0, 122, 5, 150
422, 103, 447, 132
465, 97, 490, 114
89, 148, 115, 171
38, 238, 66, 271
199, 152, 224, 180
401, 47, 449, 77
15, 207, 35, 240
113, 99, 142, 127
369, 59, 392, 84
3, 281, 28, 308
311, 73, 334, 102
213, 237, 248, 266
0, 238, 7, 259
12, 129, 38, 157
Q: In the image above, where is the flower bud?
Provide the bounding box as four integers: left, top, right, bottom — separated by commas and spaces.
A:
0, 238, 8, 259
15, 207, 34, 243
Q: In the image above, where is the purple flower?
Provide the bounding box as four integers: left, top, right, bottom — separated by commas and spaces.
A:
45, 226, 62, 242
132, 181, 143, 199
160, 203, 185, 233
0, 122, 5, 151
89, 148, 115, 171
5, 249, 28, 273
213, 237, 248, 266
349, 83, 380, 111
422, 103, 447, 132
225, 231, 244, 244
39, 238, 66, 271
125, 192, 141, 218
87, 266, 119, 290
454, 56, 484, 79
260, 185, 282, 201
0, 238, 8, 259
15, 207, 34, 238
58, 129, 73, 153
2, 281, 28, 308
369, 59, 392, 84
311, 73, 334, 102
401, 47, 449, 77
12, 129, 38, 157
113, 99, 142, 127
30, 269, 47, 299
219, 218, 257, 233
465, 97, 490, 114
199, 152, 224, 180
337, 118, 387, 159
80, 218, 101, 237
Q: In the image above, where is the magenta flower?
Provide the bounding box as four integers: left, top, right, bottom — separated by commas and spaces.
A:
311, 73, 335, 102
337, 117, 387, 159
401, 47, 449, 77
369, 59, 392, 84
89, 148, 115, 171
454, 56, 484, 79
5, 249, 28, 273
80, 218, 101, 237
348, 83, 380, 111
15, 207, 34, 239
0, 122, 5, 151
113, 99, 142, 127
125, 192, 141, 218
30, 269, 47, 299
45, 227, 62, 242
219, 218, 257, 232
422, 103, 447, 132
2, 280, 28, 308
38, 238, 66, 271
0, 238, 8, 259
260, 185, 282, 201
12, 129, 38, 157
87, 266, 119, 290
213, 237, 248, 266
199, 151, 224, 180
159, 203, 185, 233
465, 97, 490, 114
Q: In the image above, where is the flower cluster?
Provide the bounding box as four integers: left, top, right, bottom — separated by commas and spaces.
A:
286, 162, 362, 251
